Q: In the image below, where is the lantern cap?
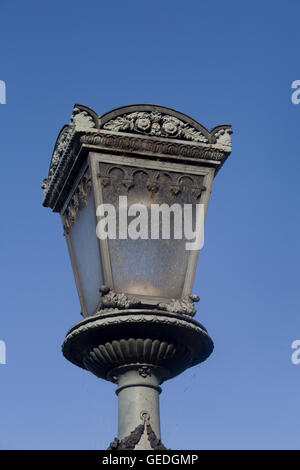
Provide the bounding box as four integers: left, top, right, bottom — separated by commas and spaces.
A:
42, 103, 232, 212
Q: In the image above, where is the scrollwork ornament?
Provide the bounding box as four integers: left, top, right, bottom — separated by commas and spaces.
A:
158, 294, 200, 317
63, 170, 91, 229
42, 105, 98, 199
213, 127, 232, 148
99, 286, 142, 310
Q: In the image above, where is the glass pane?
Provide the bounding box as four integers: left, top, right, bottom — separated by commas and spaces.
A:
99, 163, 203, 299
68, 187, 104, 315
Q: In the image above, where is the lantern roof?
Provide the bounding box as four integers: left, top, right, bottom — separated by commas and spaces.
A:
42, 103, 232, 212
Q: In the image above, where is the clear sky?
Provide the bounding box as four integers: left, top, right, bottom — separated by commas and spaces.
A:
0, 0, 299, 450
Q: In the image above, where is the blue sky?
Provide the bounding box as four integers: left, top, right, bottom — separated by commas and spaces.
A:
0, 0, 299, 450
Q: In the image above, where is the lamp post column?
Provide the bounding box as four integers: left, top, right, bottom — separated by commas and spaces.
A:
115, 367, 162, 442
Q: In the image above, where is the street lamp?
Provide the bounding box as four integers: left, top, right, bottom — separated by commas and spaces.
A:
42, 103, 232, 449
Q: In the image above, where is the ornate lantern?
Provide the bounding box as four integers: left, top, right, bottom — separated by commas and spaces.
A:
42, 103, 232, 449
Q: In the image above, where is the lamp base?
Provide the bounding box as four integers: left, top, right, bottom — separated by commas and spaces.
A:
62, 309, 213, 383
62, 309, 213, 448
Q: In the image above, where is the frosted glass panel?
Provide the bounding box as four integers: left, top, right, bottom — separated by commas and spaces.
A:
110, 237, 188, 298
99, 164, 203, 299
69, 189, 103, 315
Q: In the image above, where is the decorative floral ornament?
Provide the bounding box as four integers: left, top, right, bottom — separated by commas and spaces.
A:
135, 116, 151, 132
103, 111, 209, 143
162, 120, 178, 136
